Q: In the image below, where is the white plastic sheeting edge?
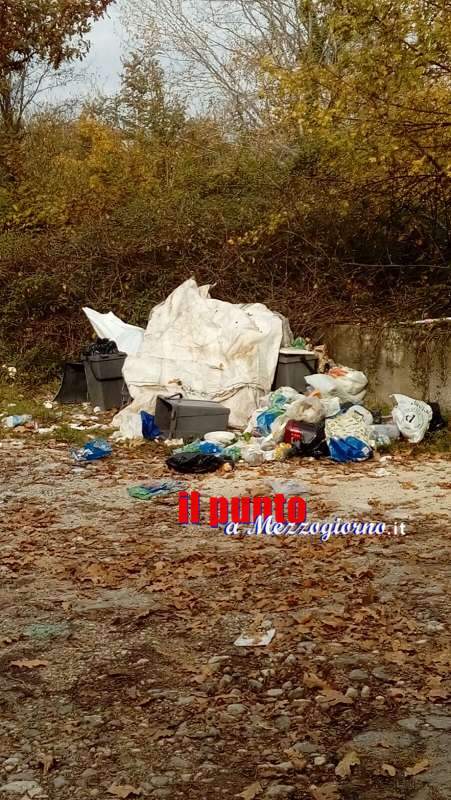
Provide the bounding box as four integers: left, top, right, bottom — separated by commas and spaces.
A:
83, 307, 145, 356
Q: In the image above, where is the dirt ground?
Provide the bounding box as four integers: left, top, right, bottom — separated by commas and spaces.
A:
0, 426, 450, 800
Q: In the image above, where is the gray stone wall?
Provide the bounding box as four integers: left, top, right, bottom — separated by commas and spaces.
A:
324, 323, 451, 412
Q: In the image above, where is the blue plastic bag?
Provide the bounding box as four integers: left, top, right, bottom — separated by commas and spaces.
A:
175, 440, 224, 455
71, 439, 112, 462
140, 411, 161, 440
256, 408, 284, 436
328, 436, 372, 463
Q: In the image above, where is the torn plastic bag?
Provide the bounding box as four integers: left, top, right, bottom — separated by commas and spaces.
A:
112, 412, 143, 441
391, 394, 433, 443
71, 439, 112, 462
166, 452, 226, 473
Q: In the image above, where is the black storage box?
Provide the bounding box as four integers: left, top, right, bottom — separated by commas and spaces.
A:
273, 349, 318, 393
83, 352, 126, 411
155, 395, 230, 439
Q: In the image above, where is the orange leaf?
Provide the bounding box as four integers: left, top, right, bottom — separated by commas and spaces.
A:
405, 759, 430, 777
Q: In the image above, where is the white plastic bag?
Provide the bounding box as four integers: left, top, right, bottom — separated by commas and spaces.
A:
305, 374, 337, 395
111, 412, 143, 440
334, 370, 368, 401
270, 395, 325, 442
391, 395, 432, 443
345, 405, 373, 426
321, 397, 341, 418
306, 368, 368, 404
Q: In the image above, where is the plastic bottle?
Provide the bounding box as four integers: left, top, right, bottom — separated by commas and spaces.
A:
371, 424, 400, 446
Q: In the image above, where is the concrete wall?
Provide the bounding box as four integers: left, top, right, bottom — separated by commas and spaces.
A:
324, 322, 451, 412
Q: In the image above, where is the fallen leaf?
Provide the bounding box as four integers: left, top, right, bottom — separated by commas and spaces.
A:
381, 763, 396, 777
428, 688, 448, 701
304, 671, 328, 689
150, 727, 173, 741
335, 750, 360, 778
309, 782, 340, 800
38, 753, 55, 777
321, 615, 346, 629
318, 689, 354, 707
385, 652, 407, 666
236, 781, 263, 799
10, 659, 49, 669
405, 759, 430, 776
284, 749, 307, 771
107, 785, 142, 798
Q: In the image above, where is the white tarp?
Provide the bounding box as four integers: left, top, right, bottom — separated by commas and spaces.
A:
113, 278, 284, 431
82, 307, 145, 355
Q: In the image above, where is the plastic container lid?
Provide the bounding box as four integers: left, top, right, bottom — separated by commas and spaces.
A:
204, 431, 235, 445
279, 347, 317, 356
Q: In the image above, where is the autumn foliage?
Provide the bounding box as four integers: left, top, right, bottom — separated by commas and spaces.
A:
0, 0, 450, 377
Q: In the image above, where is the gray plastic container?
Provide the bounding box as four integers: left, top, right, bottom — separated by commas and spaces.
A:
155, 395, 230, 439
273, 350, 318, 393
83, 352, 126, 411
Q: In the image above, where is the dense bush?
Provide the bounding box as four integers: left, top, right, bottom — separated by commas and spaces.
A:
0, 0, 450, 380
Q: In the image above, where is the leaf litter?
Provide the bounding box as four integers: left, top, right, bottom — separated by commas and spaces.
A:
0, 438, 450, 799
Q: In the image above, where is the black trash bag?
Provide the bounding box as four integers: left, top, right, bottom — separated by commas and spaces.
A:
312, 439, 330, 460
166, 452, 226, 474
292, 421, 326, 458
429, 402, 447, 433
82, 338, 119, 357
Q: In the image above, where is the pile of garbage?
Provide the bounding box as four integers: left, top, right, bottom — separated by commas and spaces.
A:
70, 277, 447, 471
160, 386, 443, 473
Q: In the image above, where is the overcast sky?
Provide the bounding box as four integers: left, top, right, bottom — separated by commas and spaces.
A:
83, 4, 124, 95
48, 3, 125, 104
